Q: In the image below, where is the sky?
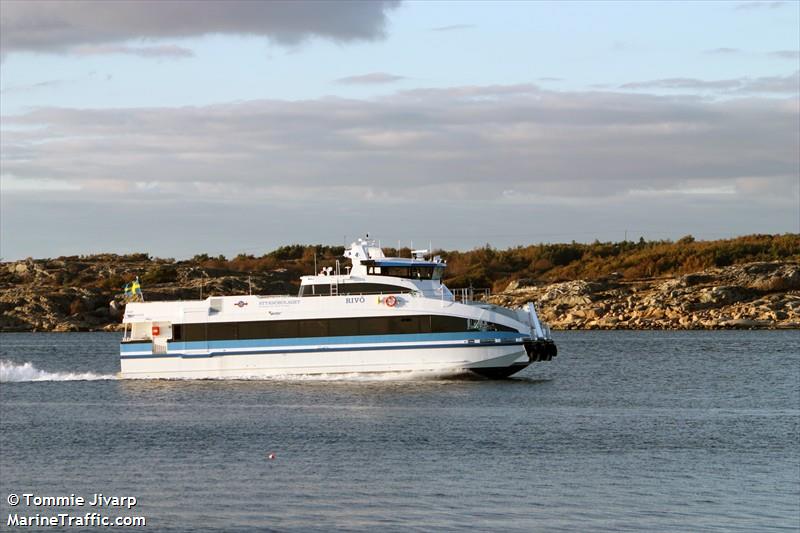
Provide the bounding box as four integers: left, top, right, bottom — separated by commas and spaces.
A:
1, 0, 798, 260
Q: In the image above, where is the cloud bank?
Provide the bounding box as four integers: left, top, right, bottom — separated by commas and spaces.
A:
620, 72, 799, 94
430, 24, 476, 32
704, 48, 742, 55
3, 83, 797, 203
770, 50, 800, 60
734, 1, 786, 10
0, 0, 400, 56
71, 44, 195, 58
335, 72, 406, 85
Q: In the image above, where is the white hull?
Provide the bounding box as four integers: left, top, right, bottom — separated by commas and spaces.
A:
120, 344, 528, 379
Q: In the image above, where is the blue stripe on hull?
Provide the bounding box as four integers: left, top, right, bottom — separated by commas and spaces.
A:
120, 331, 527, 359
122, 341, 525, 360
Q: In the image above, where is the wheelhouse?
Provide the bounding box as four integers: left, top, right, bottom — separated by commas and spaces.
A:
298, 238, 450, 298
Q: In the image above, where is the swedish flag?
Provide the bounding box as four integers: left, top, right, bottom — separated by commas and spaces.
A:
124, 277, 143, 301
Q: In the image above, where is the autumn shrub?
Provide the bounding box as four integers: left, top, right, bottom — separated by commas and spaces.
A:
141, 265, 178, 284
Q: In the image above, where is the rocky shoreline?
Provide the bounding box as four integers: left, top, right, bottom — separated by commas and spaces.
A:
1, 256, 798, 332
488, 261, 800, 330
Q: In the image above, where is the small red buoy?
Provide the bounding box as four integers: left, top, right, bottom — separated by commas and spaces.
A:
267, 452, 276, 460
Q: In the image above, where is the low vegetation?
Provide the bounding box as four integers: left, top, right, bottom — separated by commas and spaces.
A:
9, 234, 798, 293
183, 233, 799, 291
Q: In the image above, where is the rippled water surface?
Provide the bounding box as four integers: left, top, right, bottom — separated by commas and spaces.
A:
1, 331, 798, 532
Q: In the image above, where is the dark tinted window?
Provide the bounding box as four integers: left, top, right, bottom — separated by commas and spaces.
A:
299, 319, 328, 337
183, 324, 207, 342
359, 317, 391, 335
208, 322, 237, 341
270, 321, 298, 338
380, 266, 438, 280
329, 318, 360, 336
429, 315, 468, 333
299, 283, 410, 297
239, 321, 269, 339
394, 316, 421, 334
381, 266, 410, 278
172, 314, 483, 342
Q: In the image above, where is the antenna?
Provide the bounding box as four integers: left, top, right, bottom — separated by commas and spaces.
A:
314, 253, 317, 276
248, 275, 252, 295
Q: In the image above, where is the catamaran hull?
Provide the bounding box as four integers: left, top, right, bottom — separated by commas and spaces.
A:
120, 343, 529, 380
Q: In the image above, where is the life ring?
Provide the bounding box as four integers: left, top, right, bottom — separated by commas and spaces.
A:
152, 325, 160, 337
385, 295, 397, 307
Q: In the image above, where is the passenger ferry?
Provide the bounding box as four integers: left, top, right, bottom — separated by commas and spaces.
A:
120, 238, 556, 379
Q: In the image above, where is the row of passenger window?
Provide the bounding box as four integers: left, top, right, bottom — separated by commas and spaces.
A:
173, 315, 516, 342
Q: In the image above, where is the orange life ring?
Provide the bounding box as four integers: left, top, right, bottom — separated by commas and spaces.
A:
385, 295, 397, 307
152, 325, 160, 337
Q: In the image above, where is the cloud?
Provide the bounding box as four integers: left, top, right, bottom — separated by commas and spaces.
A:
704, 48, 742, 55
0, 70, 115, 94
620, 71, 799, 94
71, 44, 194, 58
744, 72, 800, 93
3, 83, 797, 205
335, 72, 406, 85
0, 0, 400, 56
430, 24, 475, 32
621, 77, 739, 90
1, 79, 65, 94
1, 175, 81, 192
734, 1, 786, 9
770, 50, 800, 60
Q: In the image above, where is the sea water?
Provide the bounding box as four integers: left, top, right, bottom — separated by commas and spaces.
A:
1, 331, 798, 532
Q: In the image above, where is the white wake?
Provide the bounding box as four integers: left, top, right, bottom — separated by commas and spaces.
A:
224, 369, 472, 382
0, 360, 117, 382
0, 360, 468, 383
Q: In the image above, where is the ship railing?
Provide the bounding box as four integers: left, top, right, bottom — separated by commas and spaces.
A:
450, 288, 491, 304
300, 290, 415, 298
